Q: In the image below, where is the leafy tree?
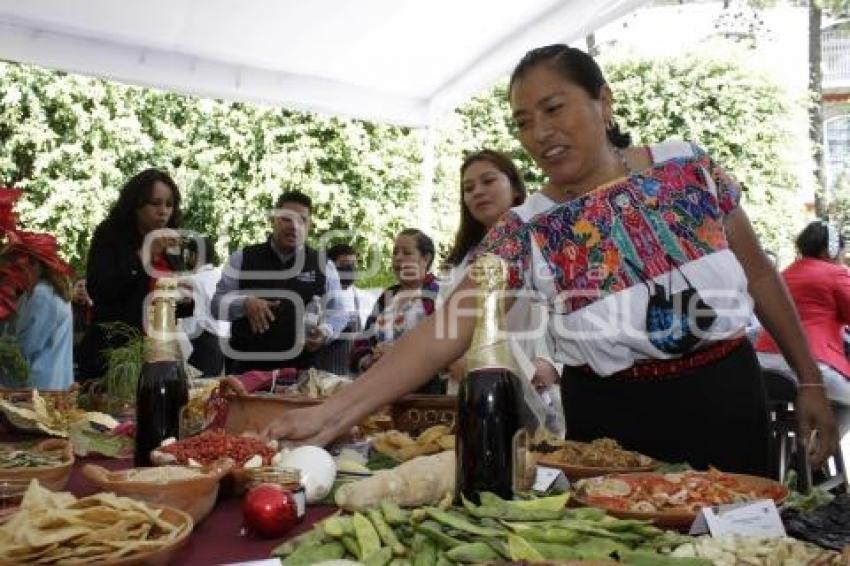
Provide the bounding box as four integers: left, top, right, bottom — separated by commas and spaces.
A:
811, 0, 850, 218
0, 63, 423, 286
0, 49, 807, 278
816, 0, 850, 15
827, 173, 850, 229
604, 54, 805, 256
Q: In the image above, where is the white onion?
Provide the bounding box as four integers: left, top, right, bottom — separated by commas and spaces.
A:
273, 445, 336, 503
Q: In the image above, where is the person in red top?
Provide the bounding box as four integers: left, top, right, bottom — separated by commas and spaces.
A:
756, 220, 850, 473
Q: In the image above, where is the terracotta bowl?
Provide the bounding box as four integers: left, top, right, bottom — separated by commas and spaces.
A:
81, 458, 233, 523
99, 505, 193, 566
148, 445, 250, 497
0, 478, 29, 523
0, 501, 192, 564
149, 436, 275, 497
573, 472, 789, 530
0, 439, 74, 490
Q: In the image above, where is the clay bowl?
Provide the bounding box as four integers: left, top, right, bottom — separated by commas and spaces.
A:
93, 504, 194, 566
149, 433, 277, 497
148, 446, 252, 497
0, 500, 193, 564
0, 438, 74, 490
0, 478, 29, 523
81, 458, 233, 523
573, 472, 789, 530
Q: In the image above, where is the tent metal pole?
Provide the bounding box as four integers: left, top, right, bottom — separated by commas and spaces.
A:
418, 122, 435, 234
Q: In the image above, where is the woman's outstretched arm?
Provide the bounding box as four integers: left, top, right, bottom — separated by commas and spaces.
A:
262, 277, 479, 445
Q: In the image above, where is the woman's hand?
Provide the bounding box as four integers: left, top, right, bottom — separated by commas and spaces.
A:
72, 279, 93, 306
261, 405, 340, 447
796, 385, 838, 469
153, 230, 180, 259
139, 229, 180, 265
304, 326, 329, 352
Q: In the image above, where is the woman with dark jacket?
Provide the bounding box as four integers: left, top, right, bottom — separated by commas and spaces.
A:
77, 168, 189, 380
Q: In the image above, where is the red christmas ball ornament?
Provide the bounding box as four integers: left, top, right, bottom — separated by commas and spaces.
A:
242, 482, 299, 538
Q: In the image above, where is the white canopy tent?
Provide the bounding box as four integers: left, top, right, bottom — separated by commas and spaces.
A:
0, 0, 646, 227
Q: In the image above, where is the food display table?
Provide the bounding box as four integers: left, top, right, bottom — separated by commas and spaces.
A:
3, 419, 848, 565
0, 426, 335, 566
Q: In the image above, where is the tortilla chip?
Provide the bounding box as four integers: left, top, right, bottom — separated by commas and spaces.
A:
0, 480, 189, 564
417, 424, 450, 445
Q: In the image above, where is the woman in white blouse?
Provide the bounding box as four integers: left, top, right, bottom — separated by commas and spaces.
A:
263, 46, 837, 474
442, 149, 564, 433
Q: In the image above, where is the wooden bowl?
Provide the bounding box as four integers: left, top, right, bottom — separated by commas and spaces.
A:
390, 394, 456, 436
0, 439, 74, 490
81, 458, 233, 523
535, 453, 655, 481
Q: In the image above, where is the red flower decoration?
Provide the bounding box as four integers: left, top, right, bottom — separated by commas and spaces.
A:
0, 187, 21, 234
0, 187, 73, 321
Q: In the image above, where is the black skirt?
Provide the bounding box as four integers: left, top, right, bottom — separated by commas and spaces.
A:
561, 339, 770, 476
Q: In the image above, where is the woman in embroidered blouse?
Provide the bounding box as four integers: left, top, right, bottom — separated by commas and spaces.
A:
350, 228, 444, 394
264, 45, 837, 474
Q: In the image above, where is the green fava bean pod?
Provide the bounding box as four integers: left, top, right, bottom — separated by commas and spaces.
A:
353, 512, 382, 557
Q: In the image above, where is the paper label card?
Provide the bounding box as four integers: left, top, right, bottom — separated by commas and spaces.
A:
689, 499, 786, 538
533, 466, 566, 492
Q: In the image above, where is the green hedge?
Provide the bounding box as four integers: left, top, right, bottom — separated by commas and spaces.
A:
0, 51, 805, 281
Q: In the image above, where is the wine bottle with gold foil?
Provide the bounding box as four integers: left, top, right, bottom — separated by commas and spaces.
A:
134, 278, 189, 467
456, 254, 524, 503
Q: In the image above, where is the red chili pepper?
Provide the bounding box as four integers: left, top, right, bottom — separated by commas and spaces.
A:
159, 429, 275, 465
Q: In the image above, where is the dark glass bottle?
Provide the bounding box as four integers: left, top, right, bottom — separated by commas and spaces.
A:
456, 254, 524, 504
134, 278, 189, 467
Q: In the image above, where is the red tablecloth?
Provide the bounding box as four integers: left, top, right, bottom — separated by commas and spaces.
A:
4, 435, 336, 566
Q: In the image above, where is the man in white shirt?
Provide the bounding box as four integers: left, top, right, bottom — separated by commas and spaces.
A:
211, 192, 349, 373
313, 243, 375, 376
179, 237, 230, 377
